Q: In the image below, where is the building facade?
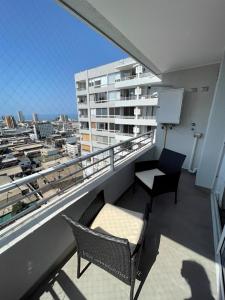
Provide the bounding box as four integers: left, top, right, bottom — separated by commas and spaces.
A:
17, 111, 25, 123
33, 123, 54, 140
75, 57, 160, 155
32, 113, 39, 123
4, 115, 17, 129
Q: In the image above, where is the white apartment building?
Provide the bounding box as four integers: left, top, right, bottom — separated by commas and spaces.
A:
75, 57, 161, 155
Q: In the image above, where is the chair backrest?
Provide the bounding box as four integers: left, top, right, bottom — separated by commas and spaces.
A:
63, 215, 132, 285
158, 148, 186, 174
79, 190, 105, 226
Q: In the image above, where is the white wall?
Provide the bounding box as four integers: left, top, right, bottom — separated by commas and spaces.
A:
197, 54, 225, 188
155, 64, 219, 170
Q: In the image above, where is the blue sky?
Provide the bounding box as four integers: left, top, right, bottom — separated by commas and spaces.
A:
0, 0, 127, 118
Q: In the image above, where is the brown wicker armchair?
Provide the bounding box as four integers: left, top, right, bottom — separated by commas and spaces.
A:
62, 191, 150, 300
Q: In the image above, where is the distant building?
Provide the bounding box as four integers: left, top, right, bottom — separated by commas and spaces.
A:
33, 123, 54, 140
17, 111, 25, 123
32, 112, 39, 123
66, 137, 79, 158
41, 148, 60, 162
75, 57, 159, 155
4, 116, 17, 128
59, 114, 69, 122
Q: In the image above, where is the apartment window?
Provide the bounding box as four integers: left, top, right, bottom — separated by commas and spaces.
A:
80, 122, 89, 130
79, 109, 88, 117
108, 91, 120, 101
97, 122, 108, 131
123, 125, 134, 134
90, 92, 107, 102
108, 72, 120, 84
109, 107, 120, 116
123, 107, 135, 116
96, 108, 107, 117
77, 95, 87, 103
121, 88, 135, 99
109, 123, 119, 131
88, 76, 107, 87
77, 80, 86, 90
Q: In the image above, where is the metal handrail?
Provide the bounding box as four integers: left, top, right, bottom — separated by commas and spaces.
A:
0, 131, 154, 228
0, 131, 154, 194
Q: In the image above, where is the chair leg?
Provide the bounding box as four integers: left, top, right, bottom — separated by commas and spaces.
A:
150, 196, 153, 212
77, 254, 81, 278
132, 178, 136, 193
130, 277, 135, 300
175, 190, 178, 204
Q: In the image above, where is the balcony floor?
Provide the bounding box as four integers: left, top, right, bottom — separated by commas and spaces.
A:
31, 171, 216, 300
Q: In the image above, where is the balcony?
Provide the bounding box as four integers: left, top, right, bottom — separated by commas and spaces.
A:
24, 170, 215, 299
115, 115, 157, 126
77, 101, 88, 108
79, 115, 89, 122
115, 73, 161, 89
0, 130, 217, 299
91, 128, 118, 137
115, 131, 134, 141
114, 95, 158, 107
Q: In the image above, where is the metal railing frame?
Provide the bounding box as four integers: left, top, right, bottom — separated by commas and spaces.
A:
0, 131, 154, 228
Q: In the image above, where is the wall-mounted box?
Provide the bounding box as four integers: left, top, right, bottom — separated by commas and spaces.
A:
157, 88, 184, 124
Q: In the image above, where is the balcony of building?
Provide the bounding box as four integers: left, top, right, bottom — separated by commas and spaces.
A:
115, 72, 161, 89
115, 115, 157, 126
2, 0, 225, 299
79, 122, 90, 134
76, 81, 87, 95
0, 130, 216, 299
29, 170, 215, 300
77, 96, 88, 108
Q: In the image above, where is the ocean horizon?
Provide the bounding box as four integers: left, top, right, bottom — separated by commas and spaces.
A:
9, 113, 78, 122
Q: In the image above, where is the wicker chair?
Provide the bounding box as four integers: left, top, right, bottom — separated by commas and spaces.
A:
134, 148, 186, 212
62, 191, 150, 300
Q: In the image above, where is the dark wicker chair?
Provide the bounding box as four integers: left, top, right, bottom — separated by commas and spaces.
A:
62, 191, 150, 300
134, 148, 186, 212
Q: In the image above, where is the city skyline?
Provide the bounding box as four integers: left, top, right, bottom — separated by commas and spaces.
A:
0, 0, 127, 116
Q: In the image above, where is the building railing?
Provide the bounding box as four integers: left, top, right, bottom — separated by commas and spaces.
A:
115, 115, 136, 119
115, 132, 134, 136
139, 72, 155, 78
79, 115, 89, 118
0, 131, 155, 229
138, 94, 158, 100
120, 95, 137, 101
77, 87, 86, 91
80, 127, 89, 131
116, 75, 137, 82
115, 72, 155, 82
137, 115, 156, 120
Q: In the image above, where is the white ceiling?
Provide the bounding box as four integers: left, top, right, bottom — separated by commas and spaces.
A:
58, 0, 225, 74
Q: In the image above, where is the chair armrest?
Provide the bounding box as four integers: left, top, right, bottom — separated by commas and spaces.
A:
135, 160, 159, 172
152, 172, 181, 194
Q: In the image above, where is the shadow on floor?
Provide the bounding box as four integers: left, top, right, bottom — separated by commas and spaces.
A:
181, 260, 215, 300
30, 270, 86, 300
